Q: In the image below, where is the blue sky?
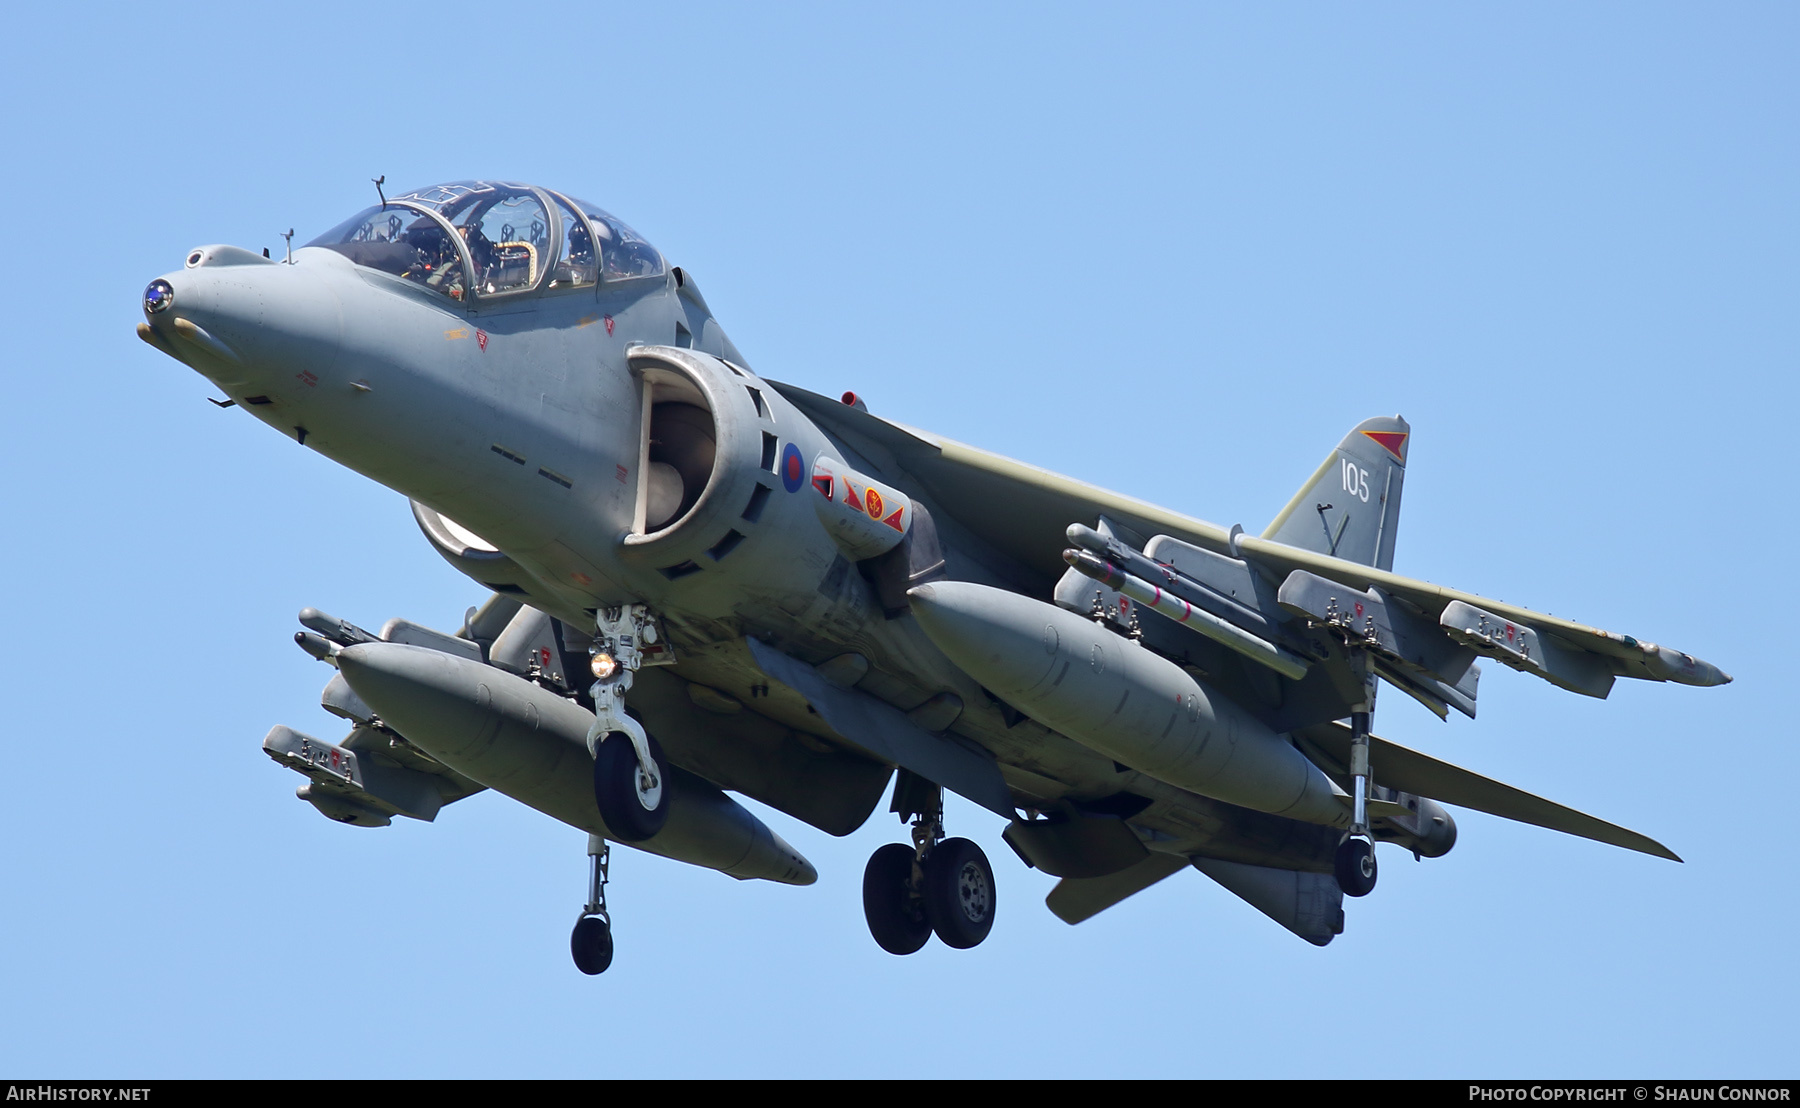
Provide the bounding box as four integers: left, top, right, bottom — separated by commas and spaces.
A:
1, 2, 1792, 1077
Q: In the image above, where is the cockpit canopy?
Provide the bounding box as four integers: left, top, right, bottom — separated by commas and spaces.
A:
306, 180, 666, 302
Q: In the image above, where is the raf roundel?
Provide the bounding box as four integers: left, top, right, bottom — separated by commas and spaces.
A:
780, 442, 805, 493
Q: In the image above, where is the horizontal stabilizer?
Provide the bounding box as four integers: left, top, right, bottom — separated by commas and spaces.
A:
1295, 722, 1679, 861
1046, 852, 1188, 924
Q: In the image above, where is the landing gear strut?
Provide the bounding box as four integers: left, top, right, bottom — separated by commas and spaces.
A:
571, 834, 614, 975
862, 770, 996, 954
1335, 651, 1380, 897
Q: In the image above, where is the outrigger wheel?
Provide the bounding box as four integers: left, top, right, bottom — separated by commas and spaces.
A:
594, 731, 669, 841
572, 834, 615, 975
571, 915, 614, 975
1335, 836, 1378, 897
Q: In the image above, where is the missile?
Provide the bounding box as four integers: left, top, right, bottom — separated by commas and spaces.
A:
1060, 547, 1311, 680
299, 607, 378, 647
1066, 522, 1271, 634
334, 641, 816, 885
294, 630, 340, 665
906, 581, 1350, 829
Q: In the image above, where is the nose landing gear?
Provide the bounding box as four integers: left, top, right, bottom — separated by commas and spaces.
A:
593, 730, 670, 841
584, 604, 675, 843
861, 771, 997, 955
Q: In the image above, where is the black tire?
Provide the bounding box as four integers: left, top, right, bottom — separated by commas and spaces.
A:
862, 843, 931, 955
594, 732, 670, 842
921, 837, 996, 949
1335, 837, 1378, 897
571, 915, 614, 975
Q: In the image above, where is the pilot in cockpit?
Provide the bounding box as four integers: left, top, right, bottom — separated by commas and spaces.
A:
456, 221, 497, 279
400, 217, 466, 297
567, 217, 594, 269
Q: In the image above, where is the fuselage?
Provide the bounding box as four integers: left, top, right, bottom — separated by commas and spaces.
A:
140, 181, 973, 720
141, 180, 1455, 887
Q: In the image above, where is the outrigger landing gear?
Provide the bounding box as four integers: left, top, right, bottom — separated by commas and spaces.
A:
1335, 651, 1380, 897
862, 771, 996, 954
571, 834, 615, 975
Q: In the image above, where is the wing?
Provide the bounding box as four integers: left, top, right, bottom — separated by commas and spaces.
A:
771, 381, 1730, 697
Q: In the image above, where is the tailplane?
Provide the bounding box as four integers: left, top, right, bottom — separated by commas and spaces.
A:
1262, 416, 1409, 570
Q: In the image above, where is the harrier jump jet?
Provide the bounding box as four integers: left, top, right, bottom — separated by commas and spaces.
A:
137, 180, 1729, 973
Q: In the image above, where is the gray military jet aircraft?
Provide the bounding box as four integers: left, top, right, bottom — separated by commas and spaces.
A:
138, 179, 1730, 973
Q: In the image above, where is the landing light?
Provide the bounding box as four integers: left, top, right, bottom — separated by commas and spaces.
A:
590, 653, 618, 680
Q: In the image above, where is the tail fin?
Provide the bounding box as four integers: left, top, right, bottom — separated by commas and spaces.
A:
1262, 416, 1409, 571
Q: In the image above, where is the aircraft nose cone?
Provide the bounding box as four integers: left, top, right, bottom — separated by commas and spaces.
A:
138, 247, 343, 392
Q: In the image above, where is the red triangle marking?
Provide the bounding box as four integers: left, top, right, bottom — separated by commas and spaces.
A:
882, 506, 905, 531
1362, 430, 1408, 462
843, 483, 864, 512
811, 474, 834, 499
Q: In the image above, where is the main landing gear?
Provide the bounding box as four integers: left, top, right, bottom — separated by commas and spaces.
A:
571, 833, 615, 975
862, 771, 996, 955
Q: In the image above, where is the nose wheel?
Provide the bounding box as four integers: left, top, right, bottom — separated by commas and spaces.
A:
593, 731, 669, 842
584, 604, 675, 843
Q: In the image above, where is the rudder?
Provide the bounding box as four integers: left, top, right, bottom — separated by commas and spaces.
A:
1261, 416, 1409, 570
